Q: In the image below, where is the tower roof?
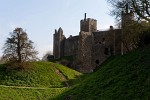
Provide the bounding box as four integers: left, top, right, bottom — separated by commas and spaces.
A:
84, 13, 87, 20
58, 27, 63, 33
55, 29, 57, 34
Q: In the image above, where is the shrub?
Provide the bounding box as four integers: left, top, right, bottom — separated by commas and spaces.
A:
138, 27, 150, 47
5, 62, 33, 71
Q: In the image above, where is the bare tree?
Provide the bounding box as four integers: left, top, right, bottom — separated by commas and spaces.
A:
2, 28, 38, 63
107, 0, 150, 22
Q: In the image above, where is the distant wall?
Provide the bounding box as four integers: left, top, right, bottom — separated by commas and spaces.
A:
91, 29, 122, 69
64, 36, 79, 56
92, 31, 113, 69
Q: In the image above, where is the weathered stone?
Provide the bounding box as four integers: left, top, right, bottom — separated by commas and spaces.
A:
53, 13, 134, 73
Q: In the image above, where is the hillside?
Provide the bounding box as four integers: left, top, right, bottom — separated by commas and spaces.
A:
0, 61, 83, 99
55, 46, 150, 100
0, 62, 82, 88
0, 86, 67, 100
0, 46, 150, 100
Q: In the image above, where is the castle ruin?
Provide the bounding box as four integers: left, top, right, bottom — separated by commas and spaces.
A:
53, 12, 134, 73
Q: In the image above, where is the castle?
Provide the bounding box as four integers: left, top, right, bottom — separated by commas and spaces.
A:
53, 11, 134, 73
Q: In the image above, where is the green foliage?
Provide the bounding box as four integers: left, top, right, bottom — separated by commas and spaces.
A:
138, 26, 150, 47
0, 62, 83, 99
51, 56, 73, 63
52, 63, 83, 86
53, 63, 82, 79
122, 21, 145, 50
0, 62, 82, 88
56, 46, 150, 100
51, 56, 73, 62
0, 46, 150, 99
51, 56, 74, 69
0, 86, 67, 100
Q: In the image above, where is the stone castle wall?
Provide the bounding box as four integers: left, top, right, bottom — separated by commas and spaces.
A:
64, 36, 79, 56
53, 12, 134, 73
92, 31, 112, 70
91, 29, 122, 69
76, 31, 93, 73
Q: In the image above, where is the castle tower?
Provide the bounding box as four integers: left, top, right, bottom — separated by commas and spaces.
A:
53, 27, 65, 59
80, 13, 97, 32
75, 13, 97, 73
121, 4, 135, 54
121, 4, 134, 29
76, 31, 93, 73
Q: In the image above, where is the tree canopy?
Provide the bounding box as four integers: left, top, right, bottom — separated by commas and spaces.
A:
107, 0, 150, 22
2, 28, 38, 63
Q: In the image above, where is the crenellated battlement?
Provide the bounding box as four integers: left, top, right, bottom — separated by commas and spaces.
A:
80, 13, 97, 32
80, 18, 97, 23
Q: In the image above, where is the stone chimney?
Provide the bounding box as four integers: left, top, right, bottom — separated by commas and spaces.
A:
84, 13, 87, 21
109, 26, 114, 30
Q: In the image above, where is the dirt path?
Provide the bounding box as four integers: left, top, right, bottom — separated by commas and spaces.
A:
53, 67, 70, 87
0, 85, 49, 89
0, 64, 70, 89
51, 64, 70, 87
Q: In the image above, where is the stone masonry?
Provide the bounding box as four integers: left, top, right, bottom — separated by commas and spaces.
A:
53, 12, 134, 73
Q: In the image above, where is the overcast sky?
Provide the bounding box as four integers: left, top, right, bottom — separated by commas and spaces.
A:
0, 0, 115, 59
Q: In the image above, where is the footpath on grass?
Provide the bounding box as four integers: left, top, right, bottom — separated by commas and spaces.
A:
0, 85, 56, 89
0, 65, 70, 89
0, 62, 73, 90
52, 65, 70, 87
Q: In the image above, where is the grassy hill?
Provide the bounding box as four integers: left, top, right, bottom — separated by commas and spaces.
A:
0, 62, 82, 88
0, 86, 67, 100
55, 46, 150, 100
0, 46, 150, 100
0, 61, 83, 99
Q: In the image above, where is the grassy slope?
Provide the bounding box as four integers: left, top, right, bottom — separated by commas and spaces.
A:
0, 62, 82, 99
0, 86, 67, 100
0, 46, 150, 100
52, 63, 84, 85
0, 62, 82, 88
56, 46, 150, 100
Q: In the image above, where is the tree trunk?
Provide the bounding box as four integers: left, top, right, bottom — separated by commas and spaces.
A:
17, 33, 21, 63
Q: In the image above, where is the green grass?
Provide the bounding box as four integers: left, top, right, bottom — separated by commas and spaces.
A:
0, 62, 82, 88
0, 61, 83, 100
0, 46, 150, 100
55, 46, 150, 100
51, 56, 73, 62
52, 63, 83, 85
0, 85, 67, 100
